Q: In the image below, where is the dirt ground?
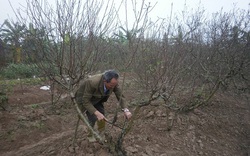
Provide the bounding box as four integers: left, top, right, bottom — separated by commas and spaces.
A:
0, 83, 249, 156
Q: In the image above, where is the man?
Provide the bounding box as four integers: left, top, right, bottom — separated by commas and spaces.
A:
75, 70, 132, 142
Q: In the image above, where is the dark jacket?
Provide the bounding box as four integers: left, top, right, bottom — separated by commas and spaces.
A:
75, 74, 127, 114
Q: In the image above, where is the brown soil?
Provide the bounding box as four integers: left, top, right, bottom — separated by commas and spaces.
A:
0, 84, 249, 156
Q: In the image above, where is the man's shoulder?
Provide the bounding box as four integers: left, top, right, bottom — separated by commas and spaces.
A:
88, 74, 102, 80
86, 74, 103, 84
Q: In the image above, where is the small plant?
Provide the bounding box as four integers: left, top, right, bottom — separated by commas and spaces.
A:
6, 130, 15, 142
0, 92, 8, 101
31, 104, 39, 109
33, 121, 45, 130
0, 92, 9, 110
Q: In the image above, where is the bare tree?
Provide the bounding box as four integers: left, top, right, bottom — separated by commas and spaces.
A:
17, 0, 123, 152
15, 0, 158, 155
126, 5, 250, 131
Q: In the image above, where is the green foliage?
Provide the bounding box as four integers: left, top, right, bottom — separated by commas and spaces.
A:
0, 63, 41, 79
0, 92, 8, 109
0, 78, 44, 96
0, 83, 9, 111
0, 92, 8, 110
31, 104, 39, 109
0, 92, 8, 102
0, 81, 14, 94
32, 121, 45, 130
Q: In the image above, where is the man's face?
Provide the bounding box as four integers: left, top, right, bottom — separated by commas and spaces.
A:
105, 78, 118, 90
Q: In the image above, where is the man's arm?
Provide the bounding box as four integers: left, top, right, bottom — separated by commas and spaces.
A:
113, 85, 127, 109
113, 85, 132, 119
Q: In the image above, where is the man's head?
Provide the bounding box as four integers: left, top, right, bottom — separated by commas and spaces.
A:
103, 70, 119, 90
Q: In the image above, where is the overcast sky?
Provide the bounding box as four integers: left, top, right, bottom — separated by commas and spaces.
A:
0, 0, 249, 25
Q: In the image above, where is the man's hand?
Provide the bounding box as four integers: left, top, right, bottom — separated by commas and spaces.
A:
124, 111, 132, 119
94, 111, 107, 121
123, 108, 132, 119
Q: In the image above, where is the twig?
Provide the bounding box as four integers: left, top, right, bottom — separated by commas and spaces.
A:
105, 120, 124, 130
